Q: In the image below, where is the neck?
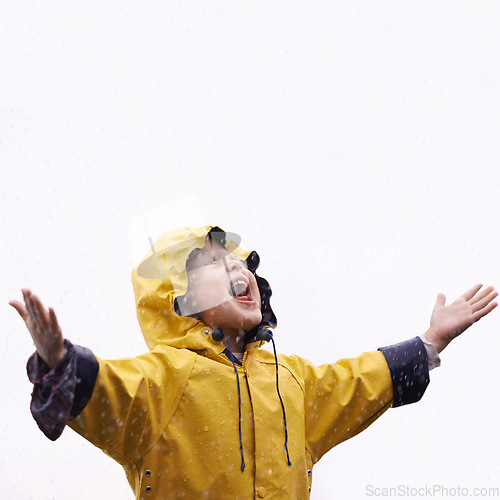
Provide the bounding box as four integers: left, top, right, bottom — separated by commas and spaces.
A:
220, 327, 247, 353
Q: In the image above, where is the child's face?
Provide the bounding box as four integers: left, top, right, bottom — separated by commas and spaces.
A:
186, 241, 262, 335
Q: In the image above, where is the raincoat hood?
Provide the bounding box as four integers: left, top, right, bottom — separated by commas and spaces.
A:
131, 225, 277, 352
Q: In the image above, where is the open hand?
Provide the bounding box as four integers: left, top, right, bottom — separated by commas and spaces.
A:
9, 289, 65, 369
425, 284, 498, 353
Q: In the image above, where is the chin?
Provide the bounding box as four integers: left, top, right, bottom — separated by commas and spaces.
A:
201, 302, 262, 333
220, 313, 262, 333
240, 313, 263, 332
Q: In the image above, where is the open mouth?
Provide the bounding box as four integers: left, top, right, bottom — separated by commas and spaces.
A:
229, 279, 251, 300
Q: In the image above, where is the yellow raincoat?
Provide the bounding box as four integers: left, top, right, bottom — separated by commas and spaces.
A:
68, 226, 395, 499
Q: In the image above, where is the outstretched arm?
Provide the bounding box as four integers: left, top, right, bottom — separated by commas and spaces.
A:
425, 284, 498, 354
9, 289, 66, 369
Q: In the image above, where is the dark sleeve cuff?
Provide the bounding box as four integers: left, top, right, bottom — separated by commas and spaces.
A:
26, 339, 99, 440
378, 336, 430, 407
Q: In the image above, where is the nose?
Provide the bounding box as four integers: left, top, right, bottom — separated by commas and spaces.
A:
230, 259, 244, 271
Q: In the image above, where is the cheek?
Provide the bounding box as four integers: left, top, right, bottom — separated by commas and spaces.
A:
199, 300, 232, 324
250, 278, 261, 304
189, 274, 230, 310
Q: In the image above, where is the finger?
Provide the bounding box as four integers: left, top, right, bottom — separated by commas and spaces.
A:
8, 300, 29, 322
33, 294, 50, 325
23, 290, 39, 325
48, 307, 61, 334
24, 292, 49, 339
461, 284, 483, 301
472, 301, 498, 322
434, 293, 446, 309
28, 292, 50, 328
470, 285, 495, 305
24, 292, 44, 329
472, 290, 499, 313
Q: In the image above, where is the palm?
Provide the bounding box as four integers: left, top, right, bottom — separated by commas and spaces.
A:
9, 289, 65, 369
427, 284, 498, 352
431, 298, 475, 339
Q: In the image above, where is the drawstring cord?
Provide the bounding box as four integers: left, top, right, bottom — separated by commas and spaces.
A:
269, 334, 292, 466
254, 327, 292, 466
213, 328, 246, 472
212, 327, 291, 470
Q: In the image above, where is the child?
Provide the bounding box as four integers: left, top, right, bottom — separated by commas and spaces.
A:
10, 225, 498, 499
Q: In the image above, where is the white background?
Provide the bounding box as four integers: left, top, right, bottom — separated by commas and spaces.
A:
1, 1, 499, 499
